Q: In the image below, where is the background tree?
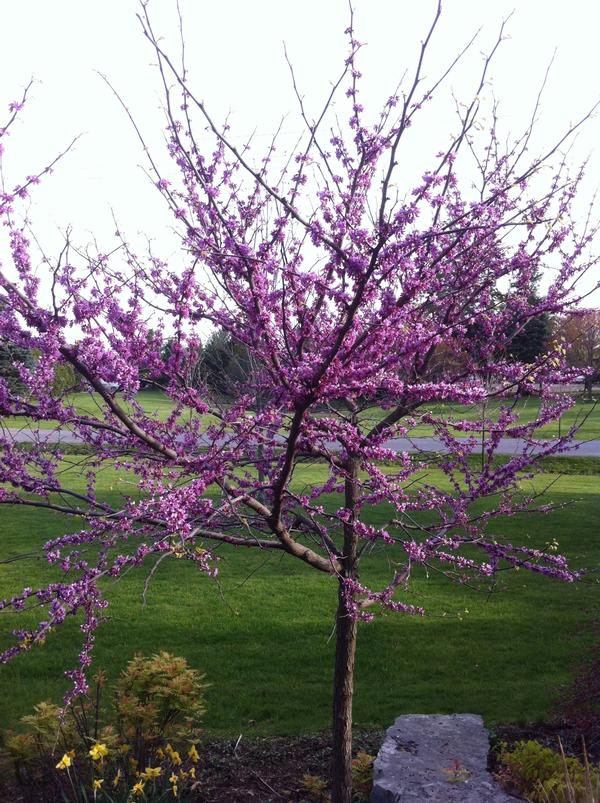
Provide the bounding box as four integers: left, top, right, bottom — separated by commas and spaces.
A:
51, 362, 81, 396
507, 296, 552, 366
199, 329, 253, 400
0, 339, 32, 392
0, 301, 35, 392
0, 7, 598, 802
559, 309, 600, 400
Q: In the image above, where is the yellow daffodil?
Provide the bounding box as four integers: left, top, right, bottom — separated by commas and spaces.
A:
89, 743, 109, 761
171, 785, 178, 797
156, 747, 165, 759
189, 767, 196, 779
56, 753, 73, 770
169, 750, 182, 766
188, 744, 199, 763
169, 773, 178, 784
93, 778, 104, 791
143, 766, 162, 780
132, 780, 145, 797
165, 743, 174, 755
113, 768, 122, 787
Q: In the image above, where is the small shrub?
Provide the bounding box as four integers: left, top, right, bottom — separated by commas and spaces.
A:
1, 652, 207, 802
114, 651, 208, 764
497, 739, 600, 802
351, 750, 374, 800
300, 750, 374, 803
301, 773, 330, 802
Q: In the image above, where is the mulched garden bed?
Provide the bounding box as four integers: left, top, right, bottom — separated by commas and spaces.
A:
190, 731, 384, 802
489, 721, 600, 771
1, 723, 597, 802
0, 730, 384, 803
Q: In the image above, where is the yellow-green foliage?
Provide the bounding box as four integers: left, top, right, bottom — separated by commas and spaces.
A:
4, 700, 116, 765
351, 751, 375, 800
301, 773, 330, 802
1, 654, 206, 802
5, 701, 70, 764
115, 651, 208, 744
300, 751, 374, 803
498, 740, 600, 803
52, 361, 80, 395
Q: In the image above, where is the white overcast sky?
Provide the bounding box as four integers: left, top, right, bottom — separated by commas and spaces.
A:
1, 0, 599, 298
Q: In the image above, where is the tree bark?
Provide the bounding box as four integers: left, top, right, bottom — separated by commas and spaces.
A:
332, 578, 359, 803
331, 454, 359, 803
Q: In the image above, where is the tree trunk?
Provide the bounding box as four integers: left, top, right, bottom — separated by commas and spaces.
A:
331, 452, 359, 803
331, 578, 358, 803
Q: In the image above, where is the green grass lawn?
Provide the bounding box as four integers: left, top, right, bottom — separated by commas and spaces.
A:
3, 390, 174, 430
359, 395, 600, 440
1, 462, 598, 737
5, 390, 599, 440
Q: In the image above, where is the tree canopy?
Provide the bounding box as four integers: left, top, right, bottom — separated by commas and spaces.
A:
0, 6, 598, 801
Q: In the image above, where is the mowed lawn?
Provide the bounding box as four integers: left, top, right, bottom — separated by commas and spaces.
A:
0, 461, 599, 736
3, 390, 194, 430
359, 394, 600, 440
4, 390, 600, 439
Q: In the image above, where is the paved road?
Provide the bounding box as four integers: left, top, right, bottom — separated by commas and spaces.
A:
380, 436, 600, 457
4, 428, 600, 456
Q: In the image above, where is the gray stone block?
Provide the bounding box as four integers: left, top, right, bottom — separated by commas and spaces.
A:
370, 714, 522, 802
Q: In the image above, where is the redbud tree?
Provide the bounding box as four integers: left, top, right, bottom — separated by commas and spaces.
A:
1, 5, 598, 801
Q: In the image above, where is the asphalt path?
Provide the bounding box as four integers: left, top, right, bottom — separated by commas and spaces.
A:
4, 428, 600, 456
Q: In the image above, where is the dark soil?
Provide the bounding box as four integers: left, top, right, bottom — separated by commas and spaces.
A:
190, 731, 383, 802
1, 723, 597, 803
489, 721, 600, 770
0, 731, 383, 803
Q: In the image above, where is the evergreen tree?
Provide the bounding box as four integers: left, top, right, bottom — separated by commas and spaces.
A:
0, 338, 33, 391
